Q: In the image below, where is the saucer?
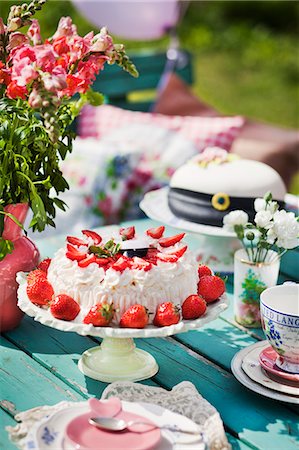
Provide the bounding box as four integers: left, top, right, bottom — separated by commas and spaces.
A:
259, 347, 299, 383
242, 346, 299, 397
231, 341, 299, 404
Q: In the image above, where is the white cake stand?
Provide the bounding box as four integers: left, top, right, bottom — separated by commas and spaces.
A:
17, 273, 228, 383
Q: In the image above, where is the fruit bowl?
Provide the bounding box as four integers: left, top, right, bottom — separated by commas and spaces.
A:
17, 272, 228, 383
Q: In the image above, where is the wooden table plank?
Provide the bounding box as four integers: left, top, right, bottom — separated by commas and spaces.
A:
136, 337, 299, 450
0, 336, 84, 416
4, 317, 159, 400
0, 409, 17, 450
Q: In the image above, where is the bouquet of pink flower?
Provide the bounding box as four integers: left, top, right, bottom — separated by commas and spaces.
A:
0, 0, 137, 260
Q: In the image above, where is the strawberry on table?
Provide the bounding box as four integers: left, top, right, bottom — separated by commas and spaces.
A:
50, 294, 80, 321
82, 229, 102, 245
83, 302, 114, 326
197, 275, 225, 303
27, 276, 54, 306
182, 295, 207, 320
153, 302, 180, 327
119, 304, 149, 328
146, 226, 165, 239
159, 233, 185, 248
198, 264, 212, 278
37, 258, 52, 274
120, 226, 135, 240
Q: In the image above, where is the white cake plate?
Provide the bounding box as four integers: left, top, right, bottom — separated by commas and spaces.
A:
140, 189, 298, 273
140, 187, 239, 273
17, 273, 228, 383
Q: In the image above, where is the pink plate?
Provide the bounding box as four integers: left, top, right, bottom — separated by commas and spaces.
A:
259, 347, 299, 383
65, 410, 161, 450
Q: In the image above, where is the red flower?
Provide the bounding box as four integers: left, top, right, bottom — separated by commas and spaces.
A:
6, 81, 27, 99
0, 62, 11, 85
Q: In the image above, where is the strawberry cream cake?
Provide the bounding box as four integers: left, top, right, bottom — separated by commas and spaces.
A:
24, 226, 209, 326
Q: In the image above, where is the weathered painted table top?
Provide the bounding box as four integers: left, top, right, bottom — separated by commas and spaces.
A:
1, 219, 298, 450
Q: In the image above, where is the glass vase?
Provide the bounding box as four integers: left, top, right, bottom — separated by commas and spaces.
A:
0, 203, 40, 333
233, 248, 280, 328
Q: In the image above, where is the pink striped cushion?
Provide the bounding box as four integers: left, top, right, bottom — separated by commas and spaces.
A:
78, 105, 244, 151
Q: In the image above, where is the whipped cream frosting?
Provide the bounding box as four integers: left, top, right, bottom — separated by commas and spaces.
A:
47, 234, 198, 324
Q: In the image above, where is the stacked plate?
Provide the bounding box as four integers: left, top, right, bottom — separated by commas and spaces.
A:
24, 398, 205, 450
231, 340, 299, 404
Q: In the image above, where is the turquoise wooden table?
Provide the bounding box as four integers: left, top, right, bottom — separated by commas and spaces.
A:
1, 218, 298, 450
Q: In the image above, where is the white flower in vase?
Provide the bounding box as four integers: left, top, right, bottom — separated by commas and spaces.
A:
223, 210, 249, 232
223, 192, 299, 263
254, 197, 278, 215
267, 210, 299, 249
254, 210, 273, 230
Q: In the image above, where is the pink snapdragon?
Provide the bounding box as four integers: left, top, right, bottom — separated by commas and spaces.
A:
7, 32, 28, 50
0, 15, 135, 109
51, 16, 77, 39
27, 19, 41, 45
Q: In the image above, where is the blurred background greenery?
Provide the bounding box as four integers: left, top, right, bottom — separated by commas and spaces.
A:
1, 0, 298, 191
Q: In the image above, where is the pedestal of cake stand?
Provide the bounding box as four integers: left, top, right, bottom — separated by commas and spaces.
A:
78, 337, 158, 383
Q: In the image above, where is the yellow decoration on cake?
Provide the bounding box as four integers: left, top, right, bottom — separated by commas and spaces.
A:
211, 192, 230, 211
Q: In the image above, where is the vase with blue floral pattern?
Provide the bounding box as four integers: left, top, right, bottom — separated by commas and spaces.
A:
234, 249, 280, 328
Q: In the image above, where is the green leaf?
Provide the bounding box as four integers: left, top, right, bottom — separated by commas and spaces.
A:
0, 211, 24, 230
0, 238, 14, 262
30, 191, 47, 231
84, 89, 104, 107
53, 197, 68, 211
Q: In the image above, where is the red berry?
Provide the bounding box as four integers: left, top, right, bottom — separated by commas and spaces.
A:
66, 244, 87, 261
182, 295, 207, 320
50, 294, 80, 321
130, 257, 152, 271
157, 253, 178, 263
159, 233, 185, 248
197, 275, 225, 303
95, 257, 112, 266
120, 226, 135, 240
67, 236, 88, 247
78, 254, 97, 268
82, 229, 102, 245
146, 226, 165, 239
120, 304, 149, 329
26, 277, 54, 306
157, 246, 187, 263
111, 256, 130, 272
198, 265, 212, 278
27, 269, 47, 285
37, 258, 52, 274
153, 302, 180, 327
83, 302, 114, 326
144, 248, 159, 265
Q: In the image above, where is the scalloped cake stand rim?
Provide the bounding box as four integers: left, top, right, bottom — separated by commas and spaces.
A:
17, 273, 228, 339
17, 273, 228, 382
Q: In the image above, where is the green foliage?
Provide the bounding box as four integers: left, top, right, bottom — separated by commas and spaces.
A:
0, 97, 75, 234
